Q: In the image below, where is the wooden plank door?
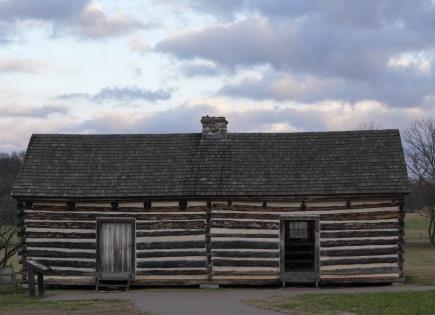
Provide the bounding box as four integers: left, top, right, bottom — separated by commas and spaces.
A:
97, 219, 135, 274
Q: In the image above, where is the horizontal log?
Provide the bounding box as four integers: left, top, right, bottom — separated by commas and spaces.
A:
135, 269, 207, 276
320, 247, 398, 257
25, 231, 96, 239
211, 233, 278, 239
324, 211, 398, 221
26, 221, 96, 230
320, 276, 398, 283
212, 270, 280, 276
212, 210, 397, 221
212, 240, 279, 250
48, 270, 96, 276
212, 212, 280, 220
212, 251, 280, 258
321, 222, 398, 231
137, 251, 205, 258
137, 260, 206, 268
212, 202, 397, 212
27, 249, 96, 259
211, 220, 279, 230
26, 211, 206, 221
321, 238, 397, 248
321, 256, 398, 266
36, 259, 95, 268
136, 230, 205, 237
31, 205, 206, 213
137, 220, 205, 230
137, 241, 205, 250
320, 267, 399, 275
213, 258, 279, 267
321, 230, 399, 238
26, 241, 96, 249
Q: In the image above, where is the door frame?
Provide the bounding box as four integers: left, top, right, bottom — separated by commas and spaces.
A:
279, 215, 320, 286
96, 217, 136, 276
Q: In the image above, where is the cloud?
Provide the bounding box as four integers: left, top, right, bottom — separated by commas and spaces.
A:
219, 72, 336, 102
0, 56, 42, 73
156, 16, 429, 80
184, 0, 430, 30
218, 68, 435, 107
129, 36, 150, 53
56, 86, 172, 103
0, 104, 68, 118
72, 99, 431, 138
69, 4, 147, 39
2, 98, 434, 152
180, 60, 220, 77
0, 0, 89, 21
0, 0, 148, 40
156, 2, 435, 108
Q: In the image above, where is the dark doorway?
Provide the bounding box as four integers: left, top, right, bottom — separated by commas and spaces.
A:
280, 217, 319, 285
284, 220, 315, 272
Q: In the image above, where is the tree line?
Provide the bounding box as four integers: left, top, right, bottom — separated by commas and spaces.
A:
0, 152, 24, 225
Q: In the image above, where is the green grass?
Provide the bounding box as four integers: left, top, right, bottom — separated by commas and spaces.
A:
405, 242, 435, 285
256, 290, 435, 315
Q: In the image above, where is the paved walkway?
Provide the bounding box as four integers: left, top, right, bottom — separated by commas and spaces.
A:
46, 285, 435, 315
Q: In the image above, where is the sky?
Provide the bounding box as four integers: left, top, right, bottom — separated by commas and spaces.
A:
1, 0, 435, 152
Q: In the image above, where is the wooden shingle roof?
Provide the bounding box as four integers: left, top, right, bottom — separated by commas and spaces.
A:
12, 130, 409, 199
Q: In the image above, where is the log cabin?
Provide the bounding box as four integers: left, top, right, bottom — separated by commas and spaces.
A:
12, 116, 409, 287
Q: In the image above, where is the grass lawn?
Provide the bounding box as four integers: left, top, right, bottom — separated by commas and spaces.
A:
249, 290, 435, 315
404, 213, 435, 285
0, 292, 148, 315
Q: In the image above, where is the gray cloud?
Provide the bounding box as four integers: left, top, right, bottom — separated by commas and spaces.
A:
56, 86, 172, 103
157, 16, 428, 81
0, 104, 68, 118
74, 101, 423, 137
219, 69, 435, 107
185, 0, 429, 30
77, 104, 214, 134
68, 4, 149, 39
180, 62, 221, 77
0, 0, 89, 21
0, 0, 147, 40
157, 1, 435, 107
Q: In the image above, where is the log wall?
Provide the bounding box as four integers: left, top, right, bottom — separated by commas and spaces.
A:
18, 198, 403, 285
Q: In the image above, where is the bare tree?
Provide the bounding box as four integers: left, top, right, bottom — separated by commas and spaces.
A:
404, 118, 435, 246
0, 225, 20, 268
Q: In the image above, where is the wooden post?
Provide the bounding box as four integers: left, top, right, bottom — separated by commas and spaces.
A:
27, 267, 35, 297
25, 259, 51, 297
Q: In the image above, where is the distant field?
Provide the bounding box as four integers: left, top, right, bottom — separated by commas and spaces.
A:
405, 212, 430, 242
404, 212, 435, 285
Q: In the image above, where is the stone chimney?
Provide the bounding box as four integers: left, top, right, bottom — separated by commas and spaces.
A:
201, 116, 228, 138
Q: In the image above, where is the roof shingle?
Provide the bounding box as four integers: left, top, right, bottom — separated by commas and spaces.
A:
12, 130, 409, 198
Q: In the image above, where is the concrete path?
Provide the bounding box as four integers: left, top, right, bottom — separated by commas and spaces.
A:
46, 285, 435, 315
